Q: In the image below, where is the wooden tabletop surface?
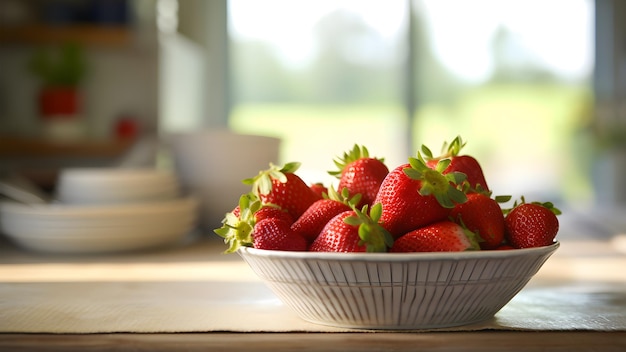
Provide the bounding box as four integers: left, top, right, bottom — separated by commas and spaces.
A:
0, 219, 625, 351
1, 331, 625, 352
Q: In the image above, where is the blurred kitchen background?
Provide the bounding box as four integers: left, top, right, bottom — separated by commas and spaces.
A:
0, 0, 624, 209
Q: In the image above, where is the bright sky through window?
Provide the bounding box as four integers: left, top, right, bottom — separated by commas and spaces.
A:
229, 0, 593, 82
228, 0, 406, 68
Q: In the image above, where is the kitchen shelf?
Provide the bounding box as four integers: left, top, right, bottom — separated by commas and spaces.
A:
0, 24, 132, 46
0, 136, 135, 158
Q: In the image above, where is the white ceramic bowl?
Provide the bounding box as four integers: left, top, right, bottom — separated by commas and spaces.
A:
56, 168, 180, 205
0, 197, 198, 254
167, 129, 281, 231
238, 243, 559, 330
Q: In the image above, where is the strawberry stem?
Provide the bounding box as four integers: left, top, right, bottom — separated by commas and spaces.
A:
243, 162, 302, 196
494, 195, 512, 203
328, 144, 384, 178
501, 196, 562, 216
423, 135, 467, 162
344, 203, 394, 252
325, 184, 362, 208
461, 227, 482, 251
214, 193, 262, 253
404, 151, 467, 208
532, 201, 562, 215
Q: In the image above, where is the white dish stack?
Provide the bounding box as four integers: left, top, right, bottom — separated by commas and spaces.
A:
56, 168, 182, 205
0, 168, 199, 255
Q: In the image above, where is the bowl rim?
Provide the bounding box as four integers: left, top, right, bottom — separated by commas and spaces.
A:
58, 167, 176, 178
0, 196, 198, 216
238, 241, 560, 262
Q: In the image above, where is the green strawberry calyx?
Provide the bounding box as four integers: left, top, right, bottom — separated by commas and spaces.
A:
502, 196, 562, 216
457, 180, 512, 203
344, 203, 394, 252
324, 184, 363, 208
422, 135, 466, 161
328, 144, 385, 178
243, 161, 301, 197
214, 193, 262, 253
461, 226, 482, 251
453, 216, 484, 251
404, 151, 468, 208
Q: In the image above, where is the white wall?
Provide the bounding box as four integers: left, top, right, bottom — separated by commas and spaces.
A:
0, 0, 159, 140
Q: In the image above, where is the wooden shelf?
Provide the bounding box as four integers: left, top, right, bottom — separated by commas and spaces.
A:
0, 136, 135, 158
0, 24, 132, 46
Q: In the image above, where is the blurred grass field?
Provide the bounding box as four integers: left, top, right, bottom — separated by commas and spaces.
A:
230, 83, 593, 204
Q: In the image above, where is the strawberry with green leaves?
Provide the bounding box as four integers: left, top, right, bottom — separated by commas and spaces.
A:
374, 151, 467, 238
291, 186, 360, 243
214, 193, 264, 253
309, 203, 393, 253
390, 220, 480, 252
244, 162, 321, 220
329, 144, 389, 209
504, 198, 560, 249
253, 217, 308, 251
449, 191, 510, 249
215, 192, 304, 252
253, 205, 294, 224
423, 136, 490, 192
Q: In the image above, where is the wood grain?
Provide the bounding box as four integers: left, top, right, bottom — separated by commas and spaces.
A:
0, 332, 625, 352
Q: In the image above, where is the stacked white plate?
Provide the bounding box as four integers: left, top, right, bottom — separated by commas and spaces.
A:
0, 197, 198, 254
56, 168, 180, 205
0, 168, 199, 254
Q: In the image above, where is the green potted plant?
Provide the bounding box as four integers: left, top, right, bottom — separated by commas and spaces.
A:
28, 42, 86, 120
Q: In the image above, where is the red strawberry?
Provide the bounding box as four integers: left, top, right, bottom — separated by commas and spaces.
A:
450, 192, 508, 249
309, 182, 328, 198
424, 136, 489, 192
329, 144, 389, 209
230, 205, 241, 218
290, 187, 357, 243
504, 199, 560, 249
309, 204, 393, 253
374, 152, 467, 238
253, 217, 308, 251
254, 205, 294, 224
214, 193, 294, 253
244, 162, 321, 220
390, 220, 480, 252
214, 193, 262, 253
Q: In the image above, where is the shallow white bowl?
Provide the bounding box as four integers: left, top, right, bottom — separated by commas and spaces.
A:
5, 227, 194, 254
0, 196, 196, 219
238, 243, 559, 330
56, 168, 180, 205
0, 197, 198, 254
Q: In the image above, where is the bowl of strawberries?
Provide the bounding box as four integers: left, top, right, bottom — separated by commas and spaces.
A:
215, 138, 561, 330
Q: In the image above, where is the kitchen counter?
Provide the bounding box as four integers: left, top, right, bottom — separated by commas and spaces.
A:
0, 209, 625, 351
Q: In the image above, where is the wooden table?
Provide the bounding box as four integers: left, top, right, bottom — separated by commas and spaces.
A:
1, 331, 623, 351
0, 224, 625, 351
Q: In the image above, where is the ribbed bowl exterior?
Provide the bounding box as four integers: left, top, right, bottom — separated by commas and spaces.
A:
238, 242, 559, 330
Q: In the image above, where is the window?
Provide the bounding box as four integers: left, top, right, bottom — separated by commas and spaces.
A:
227, 0, 594, 205
408, 0, 594, 203
228, 0, 409, 184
